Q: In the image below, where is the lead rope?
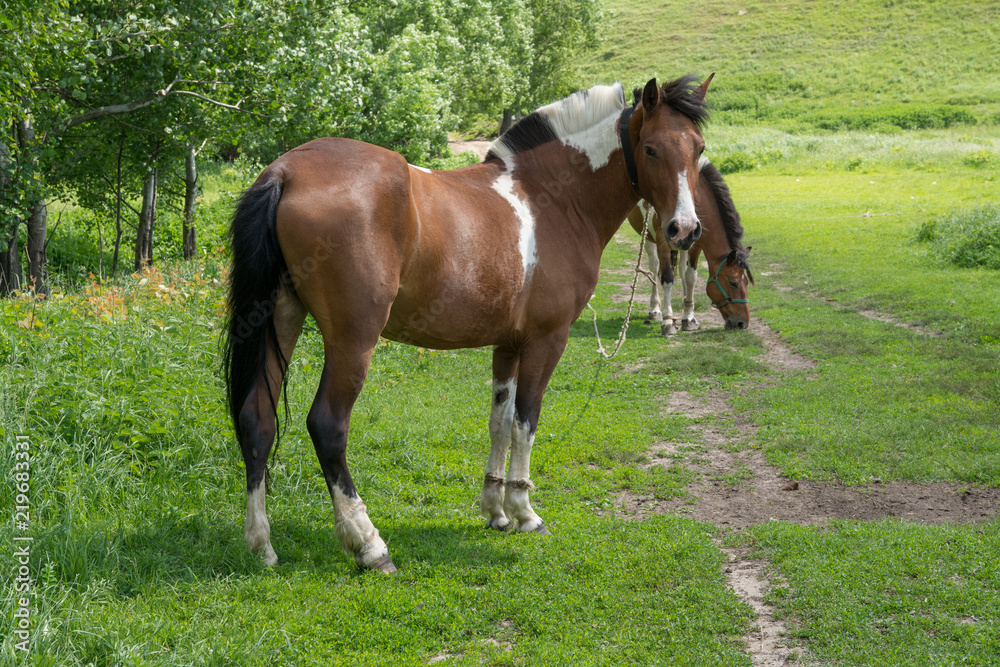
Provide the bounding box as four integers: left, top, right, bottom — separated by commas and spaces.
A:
587, 205, 656, 359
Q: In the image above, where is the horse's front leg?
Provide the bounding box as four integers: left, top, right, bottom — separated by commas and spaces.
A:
503, 333, 568, 534
658, 242, 679, 336
643, 238, 662, 323
481, 349, 519, 531
681, 249, 699, 331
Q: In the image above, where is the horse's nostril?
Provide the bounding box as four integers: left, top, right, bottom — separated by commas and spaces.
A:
666, 220, 679, 237
737, 321, 745, 329
691, 221, 702, 241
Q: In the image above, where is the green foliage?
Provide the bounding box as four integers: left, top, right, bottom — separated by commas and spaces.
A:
714, 150, 758, 174
799, 104, 978, 132
962, 149, 1000, 168
916, 205, 1000, 270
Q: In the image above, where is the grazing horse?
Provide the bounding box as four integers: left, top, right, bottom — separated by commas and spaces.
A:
223, 75, 712, 573
627, 157, 753, 333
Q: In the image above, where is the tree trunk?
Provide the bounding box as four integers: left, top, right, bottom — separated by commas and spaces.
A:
0, 225, 21, 296
25, 198, 47, 295
498, 108, 515, 136
112, 135, 125, 275
182, 144, 197, 260
134, 168, 157, 270
16, 117, 46, 295
0, 138, 21, 296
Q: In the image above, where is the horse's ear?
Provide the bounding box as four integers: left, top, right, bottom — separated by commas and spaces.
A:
694, 73, 715, 101
726, 248, 738, 265
745, 245, 752, 254
642, 78, 660, 111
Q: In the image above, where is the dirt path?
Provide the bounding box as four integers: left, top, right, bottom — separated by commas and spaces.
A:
448, 140, 492, 161
605, 293, 998, 664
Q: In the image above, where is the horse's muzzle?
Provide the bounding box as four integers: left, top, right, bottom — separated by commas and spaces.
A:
667, 219, 702, 250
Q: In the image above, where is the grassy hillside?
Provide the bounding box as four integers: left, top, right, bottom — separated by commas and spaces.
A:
580, 0, 1000, 128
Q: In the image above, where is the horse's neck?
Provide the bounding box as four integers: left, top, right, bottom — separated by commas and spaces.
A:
511, 144, 637, 247
700, 221, 731, 276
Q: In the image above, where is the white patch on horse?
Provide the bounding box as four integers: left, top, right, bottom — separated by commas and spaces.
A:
674, 169, 698, 227
244, 484, 278, 566
330, 485, 389, 569
408, 163, 432, 174
682, 257, 697, 321
504, 419, 543, 532
538, 84, 626, 170
482, 377, 516, 529
491, 157, 537, 284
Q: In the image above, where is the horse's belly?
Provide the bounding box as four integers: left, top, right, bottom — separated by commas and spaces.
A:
382, 282, 520, 350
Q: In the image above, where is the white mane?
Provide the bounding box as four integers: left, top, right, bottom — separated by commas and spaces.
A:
489, 83, 627, 170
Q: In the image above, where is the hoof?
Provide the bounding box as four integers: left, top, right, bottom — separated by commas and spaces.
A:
367, 554, 398, 575
485, 517, 512, 532
681, 318, 700, 332
647, 311, 663, 323
533, 524, 552, 536
250, 542, 278, 567
661, 321, 679, 336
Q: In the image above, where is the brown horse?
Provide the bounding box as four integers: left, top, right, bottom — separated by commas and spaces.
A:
627, 157, 753, 333
223, 75, 712, 573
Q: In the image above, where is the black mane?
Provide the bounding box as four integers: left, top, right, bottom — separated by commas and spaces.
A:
485, 112, 557, 161
632, 75, 710, 128
700, 159, 754, 283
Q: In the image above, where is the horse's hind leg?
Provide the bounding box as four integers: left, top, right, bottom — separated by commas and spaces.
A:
240, 287, 307, 565
307, 338, 395, 573
481, 348, 519, 530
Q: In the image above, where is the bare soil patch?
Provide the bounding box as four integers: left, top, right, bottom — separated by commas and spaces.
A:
761, 263, 939, 337
721, 547, 799, 667
448, 140, 492, 161
615, 384, 1000, 665
752, 320, 816, 372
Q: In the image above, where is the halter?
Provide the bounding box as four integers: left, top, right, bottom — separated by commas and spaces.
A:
707, 257, 749, 309
619, 107, 639, 187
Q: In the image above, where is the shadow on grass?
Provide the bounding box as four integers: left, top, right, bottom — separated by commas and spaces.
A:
35, 511, 521, 595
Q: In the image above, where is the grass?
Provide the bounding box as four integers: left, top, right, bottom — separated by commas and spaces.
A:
583, 0, 1000, 127
917, 204, 1000, 270
739, 520, 1000, 664
3, 139, 999, 661
2, 0, 1000, 663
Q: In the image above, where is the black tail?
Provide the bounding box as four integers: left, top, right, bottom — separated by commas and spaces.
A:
222, 174, 290, 459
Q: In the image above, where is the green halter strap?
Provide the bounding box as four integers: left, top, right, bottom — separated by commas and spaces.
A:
707, 258, 749, 309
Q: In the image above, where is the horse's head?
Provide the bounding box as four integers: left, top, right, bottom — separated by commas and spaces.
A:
707, 247, 754, 330
629, 75, 712, 250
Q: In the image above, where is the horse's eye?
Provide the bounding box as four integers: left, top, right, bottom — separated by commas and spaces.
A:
729, 281, 739, 288
699, 146, 706, 155
643, 146, 656, 157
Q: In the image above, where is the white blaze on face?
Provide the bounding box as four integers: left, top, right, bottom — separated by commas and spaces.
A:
491, 157, 537, 285
672, 168, 698, 234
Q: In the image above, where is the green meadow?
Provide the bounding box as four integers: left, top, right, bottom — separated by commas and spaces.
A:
3, 0, 1000, 664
